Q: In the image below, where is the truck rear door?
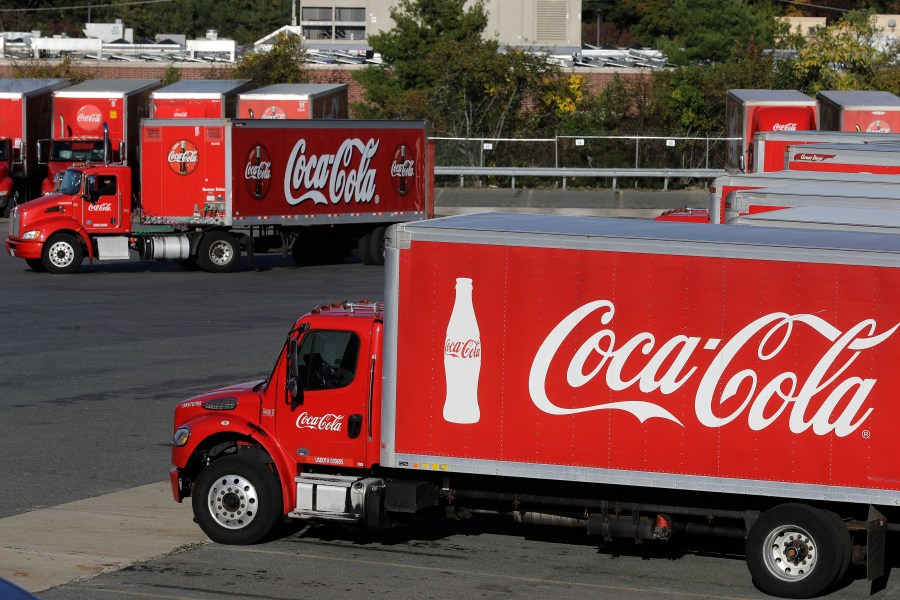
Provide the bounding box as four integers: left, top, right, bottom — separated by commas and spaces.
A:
276, 319, 375, 469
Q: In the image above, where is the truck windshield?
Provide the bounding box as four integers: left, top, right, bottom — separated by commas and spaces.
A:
51, 140, 107, 162
58, 170, 83, 196
0, 142, 8, 161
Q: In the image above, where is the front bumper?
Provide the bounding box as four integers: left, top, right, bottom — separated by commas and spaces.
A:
169, 466, 187, 503
5, 238, 42, 260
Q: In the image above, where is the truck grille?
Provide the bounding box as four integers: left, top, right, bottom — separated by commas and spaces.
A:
9, 208, 19, 238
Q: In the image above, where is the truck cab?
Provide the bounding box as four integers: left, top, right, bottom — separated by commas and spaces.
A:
169, 302, 384, 544
0, 138, 15, 216
6, 163, 132, 273
38, 138, 119, 195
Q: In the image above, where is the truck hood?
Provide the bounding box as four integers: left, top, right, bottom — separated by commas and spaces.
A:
174, 380, 265, 423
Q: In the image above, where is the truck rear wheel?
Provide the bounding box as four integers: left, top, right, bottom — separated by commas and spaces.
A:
42, 233, 83, 274
357, 231, 373, 264
197, 232, 239, 273
745, 503, 846, 598
368, 226, 386, 266
192, 456, 282, 545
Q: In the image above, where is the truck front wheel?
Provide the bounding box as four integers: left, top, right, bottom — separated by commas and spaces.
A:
192, 456, 282, 545
42, 233, 83, 274
197, 232, 239, 273
745, 503, 846, 599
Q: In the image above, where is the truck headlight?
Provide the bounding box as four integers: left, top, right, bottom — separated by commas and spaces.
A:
21, 230, 42, 240
172, 426, 191, 447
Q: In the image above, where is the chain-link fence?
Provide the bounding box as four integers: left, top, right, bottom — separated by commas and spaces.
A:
433, 135, 733, 189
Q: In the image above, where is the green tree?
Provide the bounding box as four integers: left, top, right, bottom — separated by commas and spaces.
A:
231, 32, 307, 87
622, 0, 782, 65
9, 54, 90, 84
780, 10, 885, 93
354, 0, 560, 146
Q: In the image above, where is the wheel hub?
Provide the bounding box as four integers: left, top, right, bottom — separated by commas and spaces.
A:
207, 474, 258, 529
764, 526, 817, 581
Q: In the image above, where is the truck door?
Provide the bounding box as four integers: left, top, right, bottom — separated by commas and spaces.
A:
278, 323, 371, 469
81, 174, 124, 233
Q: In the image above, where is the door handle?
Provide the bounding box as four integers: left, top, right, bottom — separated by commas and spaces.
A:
348, 414, 362, 439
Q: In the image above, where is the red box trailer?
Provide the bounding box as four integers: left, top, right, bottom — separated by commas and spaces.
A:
236, 83, 348, 119
0, 78, 69, 215
725, 89, 817, 173
169, 212, 900, 598
817, 90, 900, 133
151, 79, 254, 119
7, 119, 433, 273
725, 181, 900, 222
751, 130, 900, 173
786, 141, 900, 174
708, 170, 900, 223
735, 205, 900, 233
38, 79, 160, 195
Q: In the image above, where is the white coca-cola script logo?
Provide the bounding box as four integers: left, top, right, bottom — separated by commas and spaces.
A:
284, 138, 378, 206
167, 140, 199, 176
445, 339, 481, 359
88, 202, 112, 212
173, 110, 189, 118
261, 105, 287, 119
391, 160, 414, 177
76, 105, 103, 131
771, 122, 798, 131
529, 300, 898, 437
245, 161, 271, 181
295, 411, 345, 432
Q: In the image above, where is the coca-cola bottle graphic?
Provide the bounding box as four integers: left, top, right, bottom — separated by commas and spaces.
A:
179, 140, 187, 175
398, 145, 407, 195
254, 145, 263, 197
443, 277, 481, 424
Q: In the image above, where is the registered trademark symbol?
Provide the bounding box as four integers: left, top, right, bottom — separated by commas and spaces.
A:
862, 430, 871, 439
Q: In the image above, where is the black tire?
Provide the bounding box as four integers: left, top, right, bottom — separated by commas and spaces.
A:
196, 231, 239, 273
825, 510, 852, 584
368, 226, 386, 266
25, 258, 46, 272
192, 455, 282, 545
41, 233, 83, 274
357, 231, 373, 265
175, 256, 200, 271
746, 504, 844, 599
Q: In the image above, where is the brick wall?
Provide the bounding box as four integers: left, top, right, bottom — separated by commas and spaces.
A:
0, 61, 653, 117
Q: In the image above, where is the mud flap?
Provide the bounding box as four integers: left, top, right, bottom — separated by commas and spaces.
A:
867, 505, 887, 581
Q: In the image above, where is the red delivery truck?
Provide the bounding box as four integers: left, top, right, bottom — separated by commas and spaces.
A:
725, 89, 817, 173
0, 78, 69, 216
169, 212, 900, 598
237, 83, 348, 119
725, 182, 900, 223
818, 90, 900, 133
151, 79, 254, 119
751, 130, 900, 174
37, 79, 160, 195
7, 118, 432, 273
787, 142, 900, 174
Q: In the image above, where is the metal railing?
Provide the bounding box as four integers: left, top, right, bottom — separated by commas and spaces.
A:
433, 134, 735, 189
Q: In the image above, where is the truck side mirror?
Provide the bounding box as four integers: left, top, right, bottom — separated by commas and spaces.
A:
286, 337, 303, 408
37, 139, 48, 165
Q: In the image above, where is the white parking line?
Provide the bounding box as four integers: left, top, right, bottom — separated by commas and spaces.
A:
0, 482, 208, 593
